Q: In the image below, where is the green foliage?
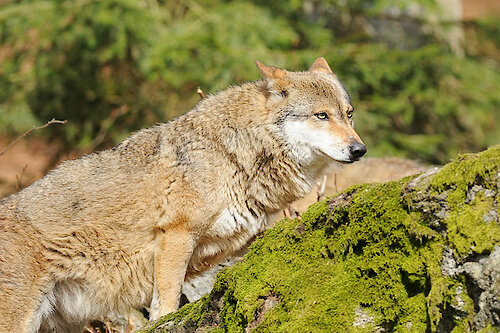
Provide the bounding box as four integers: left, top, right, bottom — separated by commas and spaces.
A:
0, 0, 499, 162
0, 0, 162, 147
470, 17, 500, 52
337, 44, 500, 163
142, 2, 300, 91
464, 17, 500, 63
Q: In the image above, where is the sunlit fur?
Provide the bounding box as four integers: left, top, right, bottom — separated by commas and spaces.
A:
0, 58, 365, 332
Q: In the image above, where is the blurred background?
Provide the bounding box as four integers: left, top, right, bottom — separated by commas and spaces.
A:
0, 0, 499, 194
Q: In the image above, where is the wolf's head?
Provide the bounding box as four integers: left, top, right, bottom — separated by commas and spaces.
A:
257, 58, 366, 164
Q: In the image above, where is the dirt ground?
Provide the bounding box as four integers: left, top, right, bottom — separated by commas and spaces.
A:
0, 136, 84, 198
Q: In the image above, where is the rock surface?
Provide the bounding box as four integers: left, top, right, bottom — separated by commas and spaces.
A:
138, 146, 500, 332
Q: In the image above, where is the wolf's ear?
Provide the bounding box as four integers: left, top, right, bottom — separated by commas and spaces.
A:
255, 61, 287, 81
309, 57, 333, 74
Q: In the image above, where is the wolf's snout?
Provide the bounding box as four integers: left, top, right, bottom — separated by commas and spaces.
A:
348, 142, 367, 159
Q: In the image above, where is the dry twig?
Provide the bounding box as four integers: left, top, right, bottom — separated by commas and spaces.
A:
197, 87, 205, 99
284, 204, 301, 219
15, 164, 28, 191
0, 118, 67, 157
316, 175, 327, 202
90, 105, 129, 151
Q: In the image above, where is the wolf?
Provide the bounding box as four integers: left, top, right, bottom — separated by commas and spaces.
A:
0, 58, 366, 332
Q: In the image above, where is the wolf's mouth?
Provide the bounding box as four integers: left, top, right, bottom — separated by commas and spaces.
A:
337, 157, 361, 164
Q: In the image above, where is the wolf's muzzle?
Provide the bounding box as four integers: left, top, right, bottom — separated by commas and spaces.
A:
348, 142, 367, 160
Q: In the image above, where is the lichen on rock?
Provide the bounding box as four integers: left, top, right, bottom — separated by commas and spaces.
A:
139, 146, 500, 332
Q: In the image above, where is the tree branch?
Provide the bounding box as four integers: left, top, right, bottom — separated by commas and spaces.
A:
197, 87, 205, 99
0, 118, 67, 157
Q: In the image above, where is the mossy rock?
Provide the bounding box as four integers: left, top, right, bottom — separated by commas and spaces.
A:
139, 146, 500, 332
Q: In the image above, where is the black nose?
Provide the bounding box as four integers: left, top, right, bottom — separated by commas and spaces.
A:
349, 142, 367, 159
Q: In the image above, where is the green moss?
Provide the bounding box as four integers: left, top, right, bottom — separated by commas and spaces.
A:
136, 295, 215, 332
424, 146, 500, 258
145, 146, 500, 332
447, 192, 499, 257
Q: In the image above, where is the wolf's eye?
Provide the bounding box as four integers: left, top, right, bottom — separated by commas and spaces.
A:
315, 112, 329, 120
347, 110, 354, 118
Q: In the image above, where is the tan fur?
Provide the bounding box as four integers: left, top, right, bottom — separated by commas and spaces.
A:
0, 58, 365, 332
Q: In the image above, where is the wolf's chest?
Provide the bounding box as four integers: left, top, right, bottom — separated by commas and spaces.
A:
207, 206, 272, 238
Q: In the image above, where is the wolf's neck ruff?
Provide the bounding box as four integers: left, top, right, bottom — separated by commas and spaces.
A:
165, 80, 328, 211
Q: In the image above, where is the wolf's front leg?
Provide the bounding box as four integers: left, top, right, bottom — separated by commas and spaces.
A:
150, 226, 196, 321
